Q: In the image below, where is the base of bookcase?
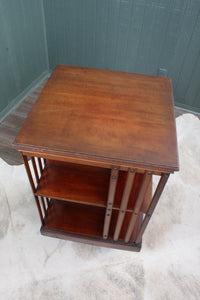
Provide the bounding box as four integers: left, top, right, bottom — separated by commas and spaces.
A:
40, 198, 142, 252
40, 227, 142, 252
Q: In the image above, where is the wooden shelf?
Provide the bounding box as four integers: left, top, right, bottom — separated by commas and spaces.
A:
43, 199, 106, 238
42, 199, 142, 242
41, 199, 142, 251
35, 160, 152, 213
35, 160, 110, 207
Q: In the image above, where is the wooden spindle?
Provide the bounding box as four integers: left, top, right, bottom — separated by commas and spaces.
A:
37, 157, 43, 174
46, 197, 50, 206
41, 196, 47, 215
125, 172, 152, 243
31, 157, 39, 183
113, 169, 136, 241
103, 167, 119, 239
135, 173, 169, 244
41, 158, 45, 169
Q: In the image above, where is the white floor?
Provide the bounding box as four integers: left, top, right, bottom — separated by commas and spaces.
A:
0, 113, 200, 300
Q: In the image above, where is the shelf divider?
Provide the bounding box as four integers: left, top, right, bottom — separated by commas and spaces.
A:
103, 167, 119, 239
113, 169, 136, 241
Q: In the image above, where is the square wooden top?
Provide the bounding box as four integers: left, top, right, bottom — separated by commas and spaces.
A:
13, 65, 179, 173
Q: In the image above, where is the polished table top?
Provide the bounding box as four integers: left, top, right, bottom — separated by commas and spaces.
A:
14, 65, 179, 173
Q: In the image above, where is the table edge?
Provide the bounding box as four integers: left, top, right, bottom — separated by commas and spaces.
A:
13, 142, 179, 173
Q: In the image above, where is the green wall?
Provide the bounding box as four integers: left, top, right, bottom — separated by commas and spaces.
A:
0, 0, 48, 120
1, 0, 200, 119
43, 0, 200, 113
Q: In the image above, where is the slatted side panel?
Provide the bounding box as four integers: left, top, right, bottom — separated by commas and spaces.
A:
125, 172, 152, 243
135, 174, 169, 244
104, 169, 169, 245
21, 154, 50, 224
36, 157, 50, 207
124, 172, 169, 245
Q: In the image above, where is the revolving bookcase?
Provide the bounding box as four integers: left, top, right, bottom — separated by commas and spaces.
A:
13, 65, 179, 251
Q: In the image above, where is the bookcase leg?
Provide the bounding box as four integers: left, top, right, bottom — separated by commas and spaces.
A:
21, 154, 44, 225
125, 172, 152, 243
103, 167, 119, 239
113, 169, 136, 241
34, 196, 44, 225
135, 173, 169, 244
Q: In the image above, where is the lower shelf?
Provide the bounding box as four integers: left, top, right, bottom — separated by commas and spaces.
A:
43, 199, 105, 237
41, 199, 142, 251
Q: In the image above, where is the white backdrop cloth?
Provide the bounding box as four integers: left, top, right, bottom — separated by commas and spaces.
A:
0, 113, 200, 299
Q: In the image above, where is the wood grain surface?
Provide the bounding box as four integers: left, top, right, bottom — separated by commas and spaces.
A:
13, 65, 179, 173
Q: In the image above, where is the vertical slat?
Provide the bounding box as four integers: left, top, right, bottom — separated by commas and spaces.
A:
43, 158, 47, 167
21, 154, 43, 224
37, 157, 43, 174
135, 173, 169, 244
40, 196, 47, 215
31, 156, 39, 183
130, 212, 143, 242
41, 158, 45, 168
41, 158, 46, 169
113, 169, 136, 241
103, 167, 119, 239
125, 172, 152, 243
46, 197, 50, 206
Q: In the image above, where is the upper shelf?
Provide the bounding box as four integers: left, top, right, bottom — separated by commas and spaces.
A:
35, 160, 151, 212
35, 160, 110, 207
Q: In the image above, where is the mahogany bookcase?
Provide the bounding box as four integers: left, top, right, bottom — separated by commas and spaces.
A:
13, 65, 179, 251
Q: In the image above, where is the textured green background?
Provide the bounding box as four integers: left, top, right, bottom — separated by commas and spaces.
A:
0, 0, 48, 119
1, 0, 200, 118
